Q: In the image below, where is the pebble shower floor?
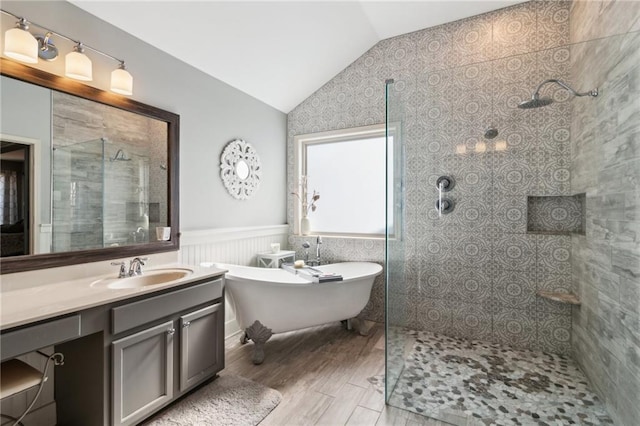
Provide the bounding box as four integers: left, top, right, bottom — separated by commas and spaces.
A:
387, 329, 613, 426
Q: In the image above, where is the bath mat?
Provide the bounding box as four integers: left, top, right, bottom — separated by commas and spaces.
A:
144, 375, 282, 426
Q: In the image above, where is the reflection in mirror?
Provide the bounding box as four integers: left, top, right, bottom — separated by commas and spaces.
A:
0, 141, 30, 256
235, 160, 250, 180
51, 92, 168, 252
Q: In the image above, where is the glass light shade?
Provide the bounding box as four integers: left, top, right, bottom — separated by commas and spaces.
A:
4, 27, 38, 63
110, 67, 133, 95
65, 50, 92, 81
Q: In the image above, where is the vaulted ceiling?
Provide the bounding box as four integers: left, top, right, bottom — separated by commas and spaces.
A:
71, 1, 525, 113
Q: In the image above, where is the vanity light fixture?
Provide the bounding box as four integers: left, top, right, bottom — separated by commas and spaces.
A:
110, 62, 133, 95
65, 42, 92, 81
1, 9, 134, 95
3, 17, 38, 63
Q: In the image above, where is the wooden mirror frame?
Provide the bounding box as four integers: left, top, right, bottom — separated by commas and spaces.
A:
0, 58, 180, 274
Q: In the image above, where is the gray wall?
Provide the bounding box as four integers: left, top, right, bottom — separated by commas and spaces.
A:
0, 76, 52, 227
569, 1, 640, 425
288, 1, 575, 354
1, 1, 287, 231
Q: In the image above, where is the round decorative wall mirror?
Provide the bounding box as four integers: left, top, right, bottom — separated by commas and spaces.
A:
220, 139, 261, 199
235, 160, 250, 180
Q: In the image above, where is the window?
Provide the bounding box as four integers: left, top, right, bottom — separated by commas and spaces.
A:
293, 123, 399, 237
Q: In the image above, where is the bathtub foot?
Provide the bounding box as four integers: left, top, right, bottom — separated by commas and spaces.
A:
341, 319, 353, 330
239, 331, 249, 345
245, 320, 273, 365
351, 318, 375, 336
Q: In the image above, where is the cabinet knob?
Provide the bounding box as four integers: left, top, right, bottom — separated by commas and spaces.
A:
167, 328, 175, 336
183, 321, 191, 328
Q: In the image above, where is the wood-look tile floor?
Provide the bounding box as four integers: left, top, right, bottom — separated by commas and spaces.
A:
222, 322, 449, 426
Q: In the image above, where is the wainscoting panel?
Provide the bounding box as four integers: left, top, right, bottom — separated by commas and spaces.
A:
179, 225, 289, 337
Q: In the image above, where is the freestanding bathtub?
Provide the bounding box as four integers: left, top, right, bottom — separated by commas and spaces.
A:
209, 261, 382, 364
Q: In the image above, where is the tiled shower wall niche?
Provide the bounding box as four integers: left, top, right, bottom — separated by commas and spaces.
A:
527, 194, 585, 234
288, 1, 575, 354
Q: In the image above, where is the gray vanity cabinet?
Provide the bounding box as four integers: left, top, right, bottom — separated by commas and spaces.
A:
112, 320, 175, 426
108, 278, 225, 426
180, 303, 224, 391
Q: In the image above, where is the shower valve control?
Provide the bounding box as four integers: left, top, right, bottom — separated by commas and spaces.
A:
435, 198, 455, 215
436, 176, 455, 192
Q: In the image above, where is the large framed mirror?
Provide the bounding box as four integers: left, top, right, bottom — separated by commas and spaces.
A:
0, 58, 179, 274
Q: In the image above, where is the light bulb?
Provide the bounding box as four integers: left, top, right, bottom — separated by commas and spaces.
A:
65, 43, 92, 81
110, 64, 133, 95
4, 19, 38, 64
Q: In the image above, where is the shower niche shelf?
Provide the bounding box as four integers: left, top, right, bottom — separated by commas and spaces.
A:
536, 291, 581, 305
527, 194, 585, 235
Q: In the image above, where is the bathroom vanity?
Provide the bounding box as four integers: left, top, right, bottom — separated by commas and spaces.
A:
0, 265, 226, 426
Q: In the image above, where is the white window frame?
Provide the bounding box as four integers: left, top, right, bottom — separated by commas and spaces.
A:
293, 123, 400, 238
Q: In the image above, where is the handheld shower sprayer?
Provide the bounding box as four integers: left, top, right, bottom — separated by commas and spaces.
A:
518, 79, 598, 109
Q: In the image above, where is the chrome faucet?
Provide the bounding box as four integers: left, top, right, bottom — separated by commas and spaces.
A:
315, 236, 323, 265
303, 236, 323, 266
128, 257, 148, 276
302, 241, 311, 264
111, 261, 127, 278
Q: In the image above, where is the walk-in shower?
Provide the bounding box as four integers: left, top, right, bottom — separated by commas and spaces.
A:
518, 78, 598, 109
52, 138, 150, 251
383, 10, 638, 422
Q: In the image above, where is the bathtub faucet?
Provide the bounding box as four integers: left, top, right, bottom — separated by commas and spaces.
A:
302, 241, 311, 264
302, 237, 323, 266
315, 236, 323, 265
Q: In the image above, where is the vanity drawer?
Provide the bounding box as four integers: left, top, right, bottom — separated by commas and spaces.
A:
111, 279, 223, 335
1, 314, 81, 361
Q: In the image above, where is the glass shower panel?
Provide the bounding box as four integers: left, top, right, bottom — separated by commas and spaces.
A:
52, 138, 150, 251
385, 79, 408, 402
103, 145, 150, 246
52, 138, 105, 252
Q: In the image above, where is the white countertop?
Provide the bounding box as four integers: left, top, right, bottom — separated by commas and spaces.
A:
0, 264, 227, 331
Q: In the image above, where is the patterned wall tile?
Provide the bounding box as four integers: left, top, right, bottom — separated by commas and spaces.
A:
495, 118, 538, 155
537, 153, 572, 196
415, 24, 454, 71
494, 195, 528, 234
417, 262, 452, 299
535, 1, 571, 51
493, 52, 537, 86
455, 155, 493, 196
493, 234, 537, 271
537, 235, 571, 275
536, 46, 571, 85
493, 308, 537, 349
449, 266, 492, 304
493, 152, 538, 195
416, 231, 452, 264
491, 1, 537, 58
450, 15, 493, 66
415, 298, 452, 334
448, 196, 492, 233
451, 302, 492, 341
451, 232, 493, 267
493, 268, 537, 311
537, 311, 572, 355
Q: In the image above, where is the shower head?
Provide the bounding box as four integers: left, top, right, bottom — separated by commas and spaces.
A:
518, 78, 597, 109
518, 96, 554, 109
484, 126, 499, 139
110, 148, 131, 162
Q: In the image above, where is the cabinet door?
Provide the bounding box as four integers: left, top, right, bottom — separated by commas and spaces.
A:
180, 303, 224, 391
112, 320, 174, 426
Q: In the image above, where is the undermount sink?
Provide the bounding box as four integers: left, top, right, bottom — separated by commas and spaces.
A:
91, 268, 194, 289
